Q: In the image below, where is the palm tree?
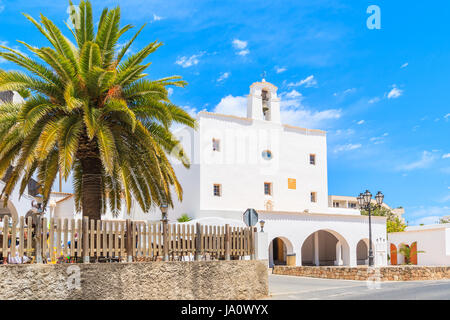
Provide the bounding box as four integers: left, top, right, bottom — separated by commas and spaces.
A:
177, 214, 193, 223
0, 0, 195, 220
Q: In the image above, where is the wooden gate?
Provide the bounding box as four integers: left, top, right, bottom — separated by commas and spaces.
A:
410, 241, 417, 265
390, 243, 397, 265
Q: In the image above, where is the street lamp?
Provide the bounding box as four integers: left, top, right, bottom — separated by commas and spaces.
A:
358, 189, 384, 267
160, 203, 168, 222
160, 203, 169, 261
375, 191, 384, 206
259, 220, 265, 232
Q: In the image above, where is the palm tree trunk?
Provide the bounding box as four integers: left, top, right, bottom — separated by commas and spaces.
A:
77, 128, 103, 221
80, 157, 103, 221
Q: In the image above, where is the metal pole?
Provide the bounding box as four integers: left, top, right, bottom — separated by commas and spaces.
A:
368, 205, 374, 266
126, 219, 133, 262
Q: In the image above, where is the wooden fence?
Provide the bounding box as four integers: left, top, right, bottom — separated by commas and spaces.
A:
0, 216, 256, 264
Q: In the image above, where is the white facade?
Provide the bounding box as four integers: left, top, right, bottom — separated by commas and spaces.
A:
166, 80, 388, 267
389, 224, 450, 266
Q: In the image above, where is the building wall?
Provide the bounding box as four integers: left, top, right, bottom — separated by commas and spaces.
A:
273, 265, 450, 281
174, 113, 329, 215
0, 181, 34, 225
260, 212, 387, 267
389, 226, 450, 266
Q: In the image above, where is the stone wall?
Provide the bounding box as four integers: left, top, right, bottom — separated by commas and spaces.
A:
273, 265, 450, 281
0, 260, 268, 300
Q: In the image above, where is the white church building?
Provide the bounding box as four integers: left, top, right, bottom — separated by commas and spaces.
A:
1, 81, 389, 267
168, 79, 388, 267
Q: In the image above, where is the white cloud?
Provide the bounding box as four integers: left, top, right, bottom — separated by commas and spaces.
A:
410, 216, 442, 226
397, 151, 437, 171
357, 120, 365, 125
237, 49, 249, 56
443, 153, 450, 159
217, 72, 230, 83
387, 86, 403, 99
444, 113, 450, 121
175, 52, 205, 68
287, 75, 317, 88
275, 66, 287, 74
213, 95, 247, 117
232, 39, 247, 50
401, 62, 409, 68
333, 143, 362, 153
370, 133, 389, 145
368, 97, 380, 104
152, 14, 163, 21
182, 106, 198, 118
334, 129, 355, 137
281, 107, 342, 129
213, 91, 341, 129
167, 88, 174, 96
232, 39, 249, 56
334, 88, 356, 97
407, 206, 450, 225
283, 89, 302, 99
278, 90, 341, 128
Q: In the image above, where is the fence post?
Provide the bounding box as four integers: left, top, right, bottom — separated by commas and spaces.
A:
162, 221, 169, 261
225, 224, 230, 261
2, 216, 9, 264
83, 217, 89, 263
194, 223, 201, 261
35, 217, 43, 264
251, 227, 257, 260
126, 219, 132, 262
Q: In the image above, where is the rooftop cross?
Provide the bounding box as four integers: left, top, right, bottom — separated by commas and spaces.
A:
261, 71, 267, 82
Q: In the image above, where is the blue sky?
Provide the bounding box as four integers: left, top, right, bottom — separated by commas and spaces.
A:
0, 0, 449, 225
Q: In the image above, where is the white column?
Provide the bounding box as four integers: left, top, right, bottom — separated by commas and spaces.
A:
335, 241, 343, 266
255, 232, 269, 262
349, 243, 357, 267
314, 232, 320, 266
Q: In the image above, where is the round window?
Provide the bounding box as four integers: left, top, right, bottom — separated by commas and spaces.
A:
262, 150, 273, 160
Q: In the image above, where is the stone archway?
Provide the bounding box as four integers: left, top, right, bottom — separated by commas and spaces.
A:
301, 229, 351, 266
356, 239, 374, 265
269, 236, 294, 267
0, 198, 19, 225
397, 243, 409, 265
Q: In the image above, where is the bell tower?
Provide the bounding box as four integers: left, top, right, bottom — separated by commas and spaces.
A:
247, 78, 281, 123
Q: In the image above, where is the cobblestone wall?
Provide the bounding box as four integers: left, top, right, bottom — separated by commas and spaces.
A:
0, 260, 268, 300
273, 265, 450, 281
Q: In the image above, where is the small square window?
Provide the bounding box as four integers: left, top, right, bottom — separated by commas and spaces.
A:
213, 184, 222, 197
264, 183, 273, 196
212, 139, 220, 151
310, 154, 316, 165
311, 192, 317, 203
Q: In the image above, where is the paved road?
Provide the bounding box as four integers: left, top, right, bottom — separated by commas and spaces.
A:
266, 274, 450, 300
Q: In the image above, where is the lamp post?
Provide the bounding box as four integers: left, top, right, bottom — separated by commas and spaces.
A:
259, 220, 265, 232
358, 190, 384, 267
160, 203, 169, 261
